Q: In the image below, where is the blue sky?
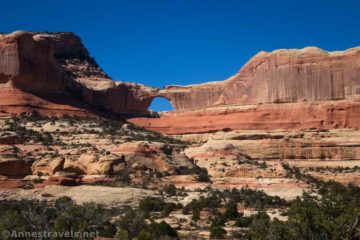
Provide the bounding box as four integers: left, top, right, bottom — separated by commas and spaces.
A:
1, 0, 360, 111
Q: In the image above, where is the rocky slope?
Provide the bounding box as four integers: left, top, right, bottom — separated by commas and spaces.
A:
0, 114, 313, 202
0, 115, 197, 187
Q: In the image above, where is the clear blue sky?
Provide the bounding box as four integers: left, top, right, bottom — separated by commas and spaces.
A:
1, 0, 360, 111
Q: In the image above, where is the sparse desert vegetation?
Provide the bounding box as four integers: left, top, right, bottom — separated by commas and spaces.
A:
1, 114, 360, 239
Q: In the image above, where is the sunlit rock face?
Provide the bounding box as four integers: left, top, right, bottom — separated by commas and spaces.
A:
132, 46, 360, 134
2, 30, 360, 133
129, 100, 360, 134
159, 46, 360, 110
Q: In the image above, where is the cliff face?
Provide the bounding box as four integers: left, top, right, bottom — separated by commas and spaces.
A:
1, 30, 360, 131
0, 31, 157, 116
159, 47, 360, 110
130, 46, 360, 134
130, 100, 360, 134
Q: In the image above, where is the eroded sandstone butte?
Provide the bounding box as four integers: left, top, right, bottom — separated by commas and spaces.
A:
0, 31, 157, 117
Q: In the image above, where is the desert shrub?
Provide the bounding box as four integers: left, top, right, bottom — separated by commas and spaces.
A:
242, 181, 360, 240
196, 167, 211, 183
139, 197, 165, 213
164, 184, 177, 196
137, 230, 151, 240
223, 201, 239, 220
210, 218, 227, 239
116, 208, 178, 239
139, 197, 180, 217
0, 197, 115, 239
191, 208, 200, 222
185, 192, 222, 214
222, 187, 287, 208
249, 211, 271, 239
236, 215, 253, 227
147, 220, 178, 239
259, 162, 268, 169
115, 169, 132, 184
117, 208, 147, 238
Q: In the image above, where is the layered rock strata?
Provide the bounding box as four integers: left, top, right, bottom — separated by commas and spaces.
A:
159, 46, 360, 109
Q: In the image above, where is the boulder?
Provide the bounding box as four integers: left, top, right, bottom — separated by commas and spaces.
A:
111, 142, 196, 174
0, 158, 31, 176
77, 153, 125, 175
32, 157, 65, 176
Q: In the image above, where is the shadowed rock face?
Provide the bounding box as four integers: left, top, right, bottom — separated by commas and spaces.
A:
159, 47, 360, 110
0, 31, 157, 116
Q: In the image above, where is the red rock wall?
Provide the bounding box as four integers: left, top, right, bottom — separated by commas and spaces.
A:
130, 100, 360, 134
2, 31, 360, 123
160, 47, 360, 110
0, 31, 156, 116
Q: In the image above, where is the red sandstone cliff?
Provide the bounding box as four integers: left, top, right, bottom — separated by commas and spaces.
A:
159, 47, 360, 110
0, 31, 157, 117
131, 47, 360, 134
1, 30, 360, 134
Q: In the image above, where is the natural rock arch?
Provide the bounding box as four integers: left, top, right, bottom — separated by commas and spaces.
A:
148, 96, 174, 112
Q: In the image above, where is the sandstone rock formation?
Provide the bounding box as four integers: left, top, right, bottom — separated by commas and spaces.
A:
1, 30, 360, 192
177, 129, 360, 185
131, 46, 360, 134
0, 185, 156, 208
0, 31, 157, 117
111, 142, 195, 175
130, 100, 360, 134
159, 46, 360, 109
2, 30, 360, 134
0, 115, 197, 188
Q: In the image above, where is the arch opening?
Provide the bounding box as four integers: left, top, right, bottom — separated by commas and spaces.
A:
148, 97, 174, 112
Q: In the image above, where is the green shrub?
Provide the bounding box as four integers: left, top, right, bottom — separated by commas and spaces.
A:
148, 220, 178, 239
223, 201, 239, 220
139, 197, 179, 217
192, 208, 200, 222
164, 184, 177, 196
210, 223, 226, 239
196, 168, 211, 183
0, 197, 115, 239
116, 209, 178, 239
236, 216, 253, 227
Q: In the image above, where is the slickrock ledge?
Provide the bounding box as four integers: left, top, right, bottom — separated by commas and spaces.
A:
130, 100, 360, 134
